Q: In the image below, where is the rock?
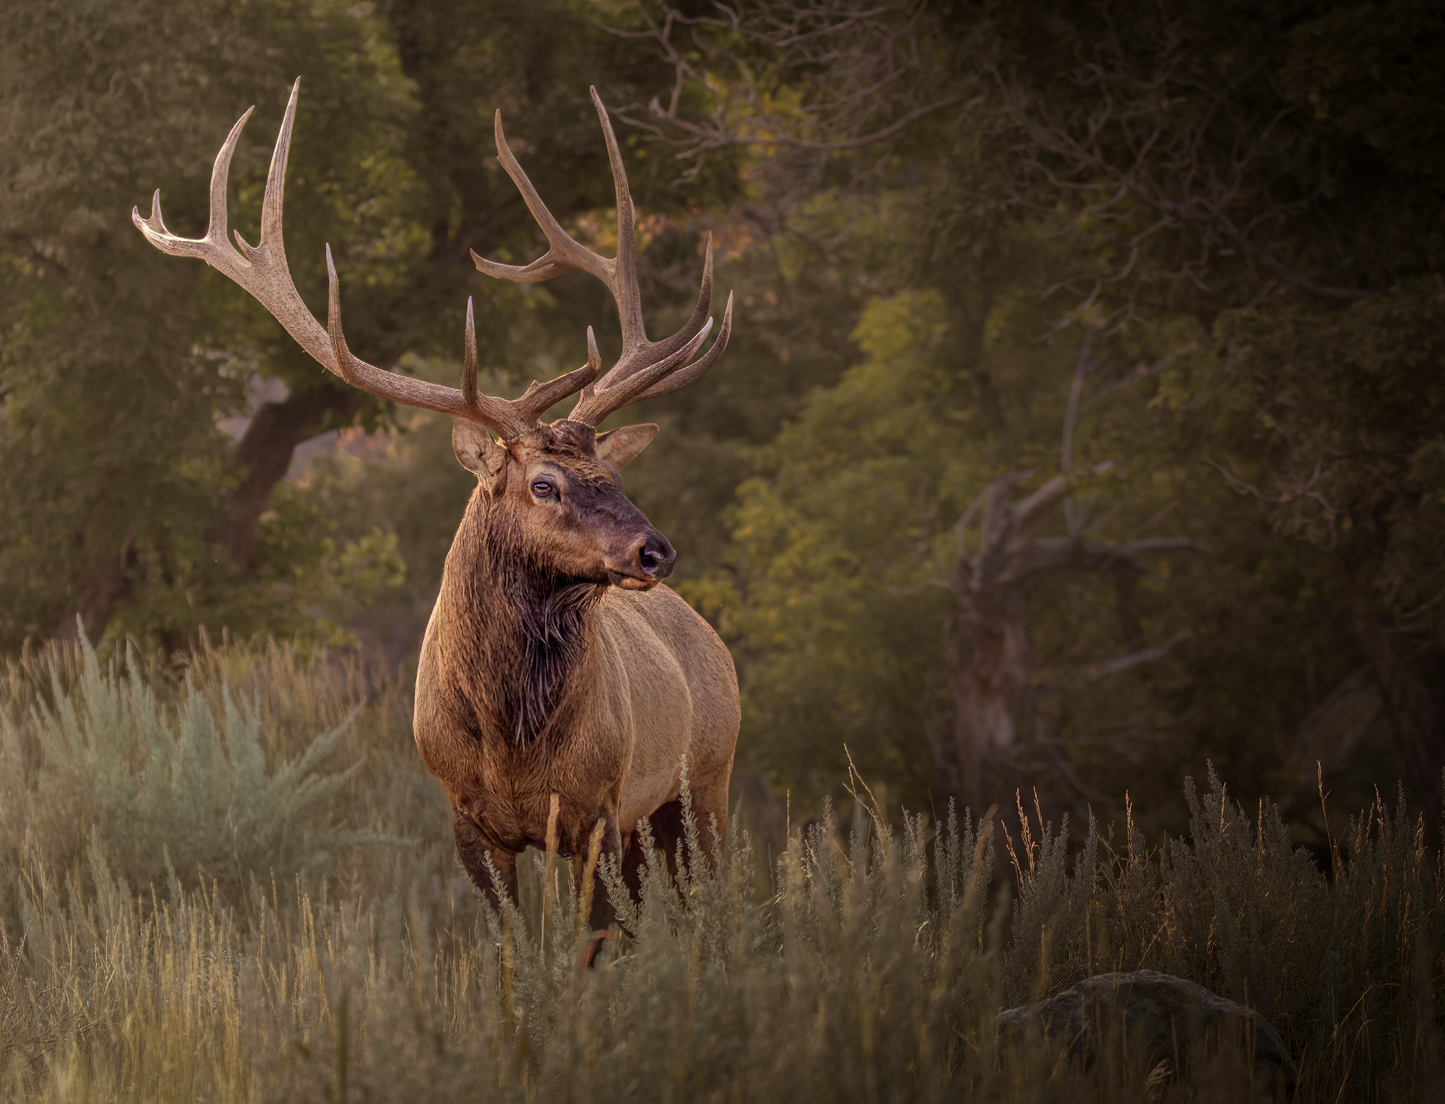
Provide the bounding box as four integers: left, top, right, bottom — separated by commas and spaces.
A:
997, 970, 1297, 1096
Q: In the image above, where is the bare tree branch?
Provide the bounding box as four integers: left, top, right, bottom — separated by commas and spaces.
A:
1011, 536, 1203, 583
626, 93, 971, 155
1083, 629, 1192, 680
1010, 474, 1071, 538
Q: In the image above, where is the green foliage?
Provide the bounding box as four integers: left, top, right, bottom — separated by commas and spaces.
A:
0, 0, 426, 646
0, 632, 380, 895
712, 290, 964, 798
711, 281, 1329, 820
278, 383, 482, 657
620, 0, 1445, 827
1208, 281, 1445, 623
113, 484, 408, 648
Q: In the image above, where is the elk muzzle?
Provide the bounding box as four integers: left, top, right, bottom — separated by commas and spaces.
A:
608, 530, 675, 590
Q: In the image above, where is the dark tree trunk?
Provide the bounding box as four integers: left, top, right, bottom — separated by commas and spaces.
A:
55, 527, 137, 642
214, 380, 364, 570
951, 555, 1035, 810
1356, 615, 1445, 826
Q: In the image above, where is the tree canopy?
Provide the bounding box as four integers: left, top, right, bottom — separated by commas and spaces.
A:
2, 0, 1440, 833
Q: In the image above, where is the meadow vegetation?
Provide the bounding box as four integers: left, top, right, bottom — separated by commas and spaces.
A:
1, 636, 1440, 1101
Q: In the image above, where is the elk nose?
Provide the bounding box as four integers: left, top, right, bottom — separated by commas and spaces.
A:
639, 533, 676, 580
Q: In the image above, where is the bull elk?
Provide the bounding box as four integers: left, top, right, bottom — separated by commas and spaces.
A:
134, 79, 740, 930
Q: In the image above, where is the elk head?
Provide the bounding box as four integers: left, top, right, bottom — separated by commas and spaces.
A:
449, 388, 676, 591
133, 79, 731, 591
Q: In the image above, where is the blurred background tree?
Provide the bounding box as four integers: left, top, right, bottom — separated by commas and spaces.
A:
0, 0, 419, 646
603, 0, 1444, 830
1, 0, 1440, 838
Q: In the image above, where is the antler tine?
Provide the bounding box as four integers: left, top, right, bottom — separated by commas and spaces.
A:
242, 75, 295, 263
471, 92, 708, 374
630, 291, 734, 403
470, 108, 614, 288
326, 246, 482, 423
328, 258, 597, 439
470, 89, 733, 429
645, 233, 715, 366
134, 80, 338, 374
512, 327, 603, 424
570, 291, 732, 426
588, 85, 645, 355
461, 297, 529, 439
472, 88, 651, 367
462, 297, 480, 411
566, 231, 723, 425
571, 318, 713, 426
133, 104, 251, 262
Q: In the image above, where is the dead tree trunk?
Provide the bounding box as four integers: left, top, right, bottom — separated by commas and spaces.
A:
215, 380, 365, 569
943, 469, 1199, 808
942, 328, 1201, 808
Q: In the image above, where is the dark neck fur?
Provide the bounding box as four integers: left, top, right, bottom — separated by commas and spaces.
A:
439, 489, 604, 748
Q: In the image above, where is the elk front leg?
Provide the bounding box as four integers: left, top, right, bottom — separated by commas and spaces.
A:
453, 803, 517, 912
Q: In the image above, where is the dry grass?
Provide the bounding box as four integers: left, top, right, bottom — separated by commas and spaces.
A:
0, 637, 1441, 1101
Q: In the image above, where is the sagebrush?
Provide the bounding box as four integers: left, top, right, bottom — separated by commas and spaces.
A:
1, 637, 1441, 1101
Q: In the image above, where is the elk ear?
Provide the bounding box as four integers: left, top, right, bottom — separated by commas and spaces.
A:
595, 423, 659, 469
453, 420, 507, 486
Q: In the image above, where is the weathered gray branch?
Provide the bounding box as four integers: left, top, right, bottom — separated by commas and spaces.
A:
1010, 536, 1204, 584
1083, 630, 1192, 681
634, 94, 970, 156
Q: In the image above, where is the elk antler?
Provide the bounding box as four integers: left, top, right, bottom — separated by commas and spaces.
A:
473, 86, 733, 427
325, 247, 599, 440
133, 78, 600, 441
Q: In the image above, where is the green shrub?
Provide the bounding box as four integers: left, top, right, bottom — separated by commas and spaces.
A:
0, 630, 376, 895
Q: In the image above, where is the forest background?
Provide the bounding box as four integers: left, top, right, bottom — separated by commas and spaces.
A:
2, 0, 1443, 845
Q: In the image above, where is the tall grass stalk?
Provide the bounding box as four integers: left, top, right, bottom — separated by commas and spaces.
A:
0, 637, 1441, 1100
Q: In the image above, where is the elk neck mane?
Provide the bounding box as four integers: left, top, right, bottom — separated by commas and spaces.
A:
437, 488, 606, 748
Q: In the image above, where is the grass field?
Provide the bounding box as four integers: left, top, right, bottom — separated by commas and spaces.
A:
1, 636, 1441, 1101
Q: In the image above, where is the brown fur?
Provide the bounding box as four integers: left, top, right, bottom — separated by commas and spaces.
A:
413, 419, 739, 927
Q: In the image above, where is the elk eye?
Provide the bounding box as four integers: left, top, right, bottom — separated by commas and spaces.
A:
531, 480, 554, 498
